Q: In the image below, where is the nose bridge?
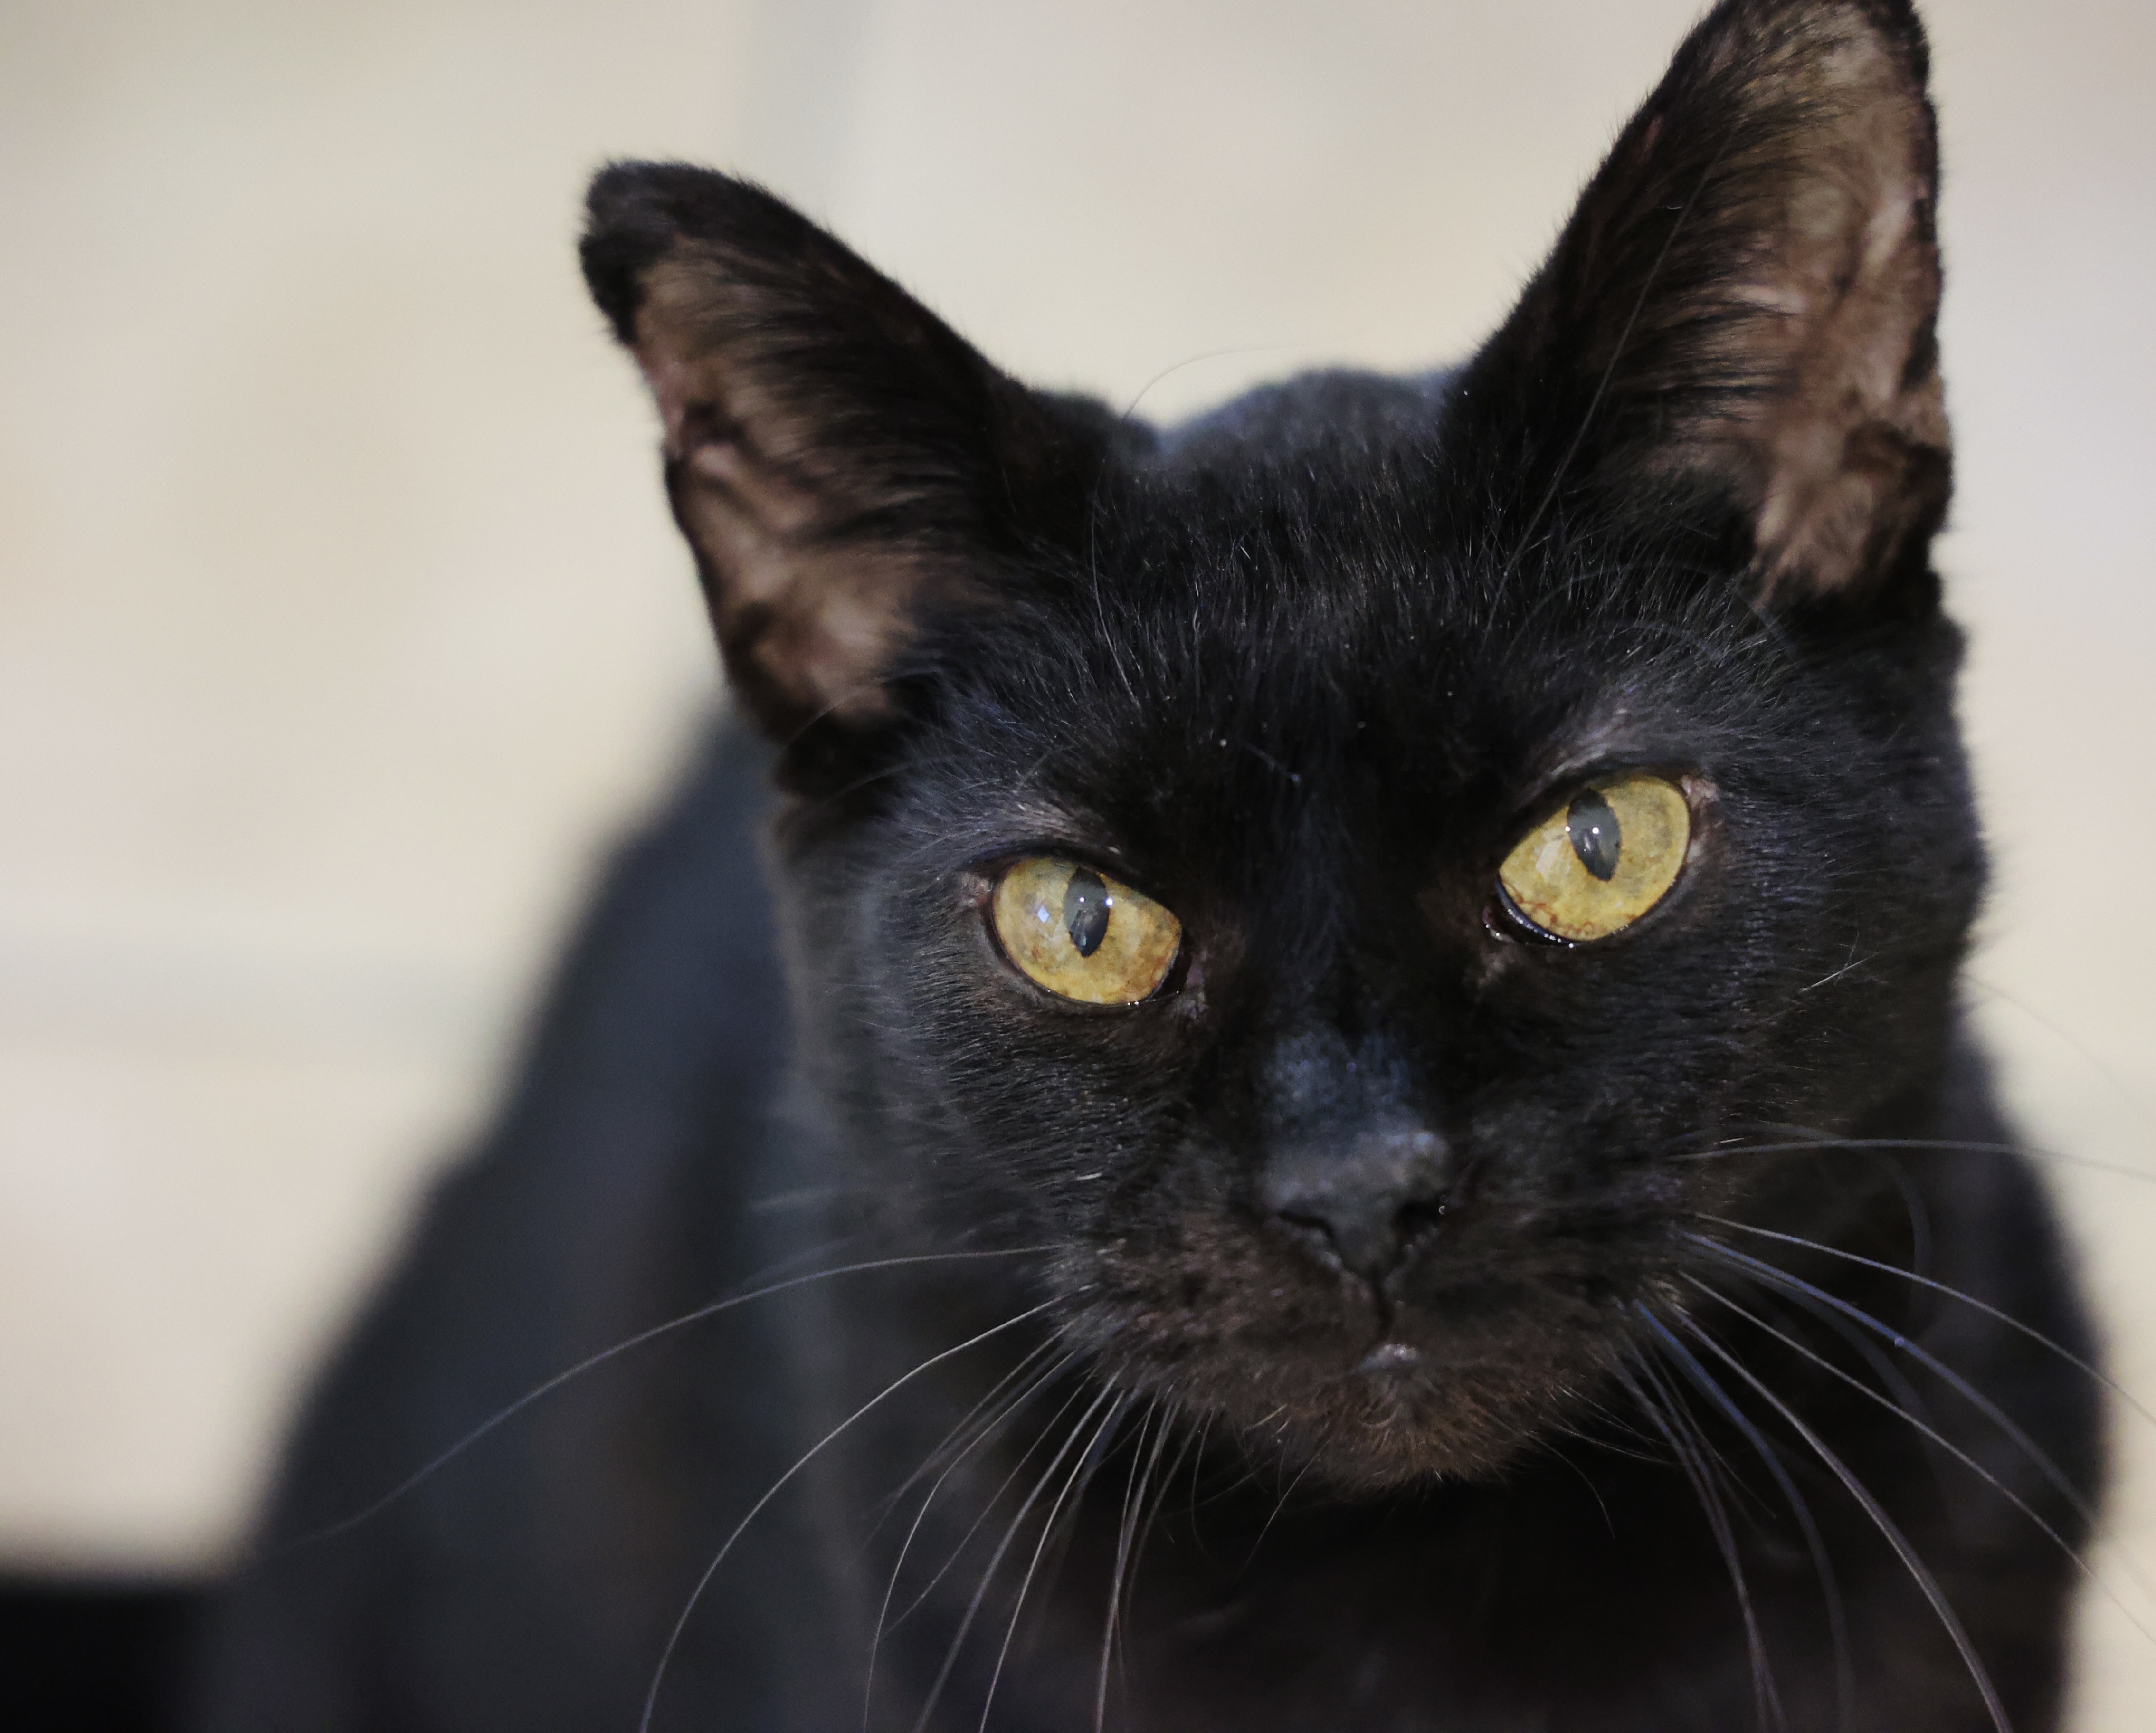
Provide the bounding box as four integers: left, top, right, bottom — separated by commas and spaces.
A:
1262, 1024, 1413, 1135
1254, 1024, 1449, 1285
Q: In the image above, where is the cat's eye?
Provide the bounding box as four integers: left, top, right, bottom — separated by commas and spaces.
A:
991, 857, 1181, 1005
1497, 774, 1691, 943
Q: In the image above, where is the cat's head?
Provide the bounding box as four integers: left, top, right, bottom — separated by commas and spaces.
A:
582, 0, 1971, 1488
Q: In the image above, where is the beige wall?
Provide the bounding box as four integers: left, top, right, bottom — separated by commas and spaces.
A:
3, 0, 2153, 1722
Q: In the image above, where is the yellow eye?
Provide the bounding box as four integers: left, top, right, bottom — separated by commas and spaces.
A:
991, 857, 1182, 1005
1497, 774, 1691, 942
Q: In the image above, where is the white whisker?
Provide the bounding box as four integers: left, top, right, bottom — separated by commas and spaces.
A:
640, 1300, 1056, 1733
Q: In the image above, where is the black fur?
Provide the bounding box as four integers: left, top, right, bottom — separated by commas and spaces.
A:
198, 2, 2102, 1728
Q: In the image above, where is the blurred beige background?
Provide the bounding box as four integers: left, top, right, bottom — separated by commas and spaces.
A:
2, 0, 2152, 1722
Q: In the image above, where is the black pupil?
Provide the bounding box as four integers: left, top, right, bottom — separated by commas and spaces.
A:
1063, 869, 1112, 957
1566, 789, 1621, 882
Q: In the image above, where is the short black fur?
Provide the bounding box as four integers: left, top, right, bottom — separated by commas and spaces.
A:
199, 2, 2103, 1729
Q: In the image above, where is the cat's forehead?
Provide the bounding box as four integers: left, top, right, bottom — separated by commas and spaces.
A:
974, 395, 1754, 778
1125, 373, 1454, 582
931, 486, 1757, 886
1094, 374, 1693, 666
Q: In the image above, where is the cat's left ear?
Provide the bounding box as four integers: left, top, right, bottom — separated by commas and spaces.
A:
581, 163, 1102, 764
1464, 0, 1948, 611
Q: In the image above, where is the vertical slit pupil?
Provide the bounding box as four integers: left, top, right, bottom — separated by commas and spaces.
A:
1063, 869, 1112, 957
1567, 789, 1621, 882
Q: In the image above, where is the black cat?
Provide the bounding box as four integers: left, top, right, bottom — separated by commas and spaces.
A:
196, 1, 2104, 1728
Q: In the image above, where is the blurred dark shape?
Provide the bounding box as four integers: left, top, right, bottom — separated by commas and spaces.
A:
0, 1578, 205, 1733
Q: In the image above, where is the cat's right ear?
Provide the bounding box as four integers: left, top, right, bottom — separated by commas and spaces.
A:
581, 164, 1101, 775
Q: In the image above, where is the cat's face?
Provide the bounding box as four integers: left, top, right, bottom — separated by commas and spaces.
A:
582, 0, 1966, 1487
807, 442, 1974, 1485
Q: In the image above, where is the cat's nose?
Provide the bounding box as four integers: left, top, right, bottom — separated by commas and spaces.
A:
1258, 1125, 1448, 1285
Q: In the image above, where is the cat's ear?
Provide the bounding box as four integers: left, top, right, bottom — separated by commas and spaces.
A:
581, 163, 1096, 756
1465, 0, 1947, 610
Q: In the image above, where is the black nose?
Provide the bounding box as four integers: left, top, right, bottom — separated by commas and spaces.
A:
1258, 1124, 1448, 1284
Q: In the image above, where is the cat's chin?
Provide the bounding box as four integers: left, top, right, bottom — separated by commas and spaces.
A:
1120, 1344, 1599, 1490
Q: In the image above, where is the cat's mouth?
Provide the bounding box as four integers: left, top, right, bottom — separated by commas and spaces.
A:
1078, 1209, 1643, 1487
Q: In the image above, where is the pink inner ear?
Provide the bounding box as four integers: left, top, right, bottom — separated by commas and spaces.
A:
1603, 6, 1950, 605
627, 257, 947, 734
663, 416, 930, 729
635, 341, 700, 456
583, 164, 1054, 762
1730, 31, 1945, 600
